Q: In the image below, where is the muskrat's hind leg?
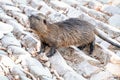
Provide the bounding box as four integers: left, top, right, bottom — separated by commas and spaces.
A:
47, 46, 56, 57
89, 41, 95, 54
78, 45, 86, 50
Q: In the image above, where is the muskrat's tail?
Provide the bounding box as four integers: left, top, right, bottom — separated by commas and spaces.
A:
94, 28, 120, 48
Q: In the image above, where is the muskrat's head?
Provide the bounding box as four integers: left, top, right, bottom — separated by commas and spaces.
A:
29, 13, 47, 32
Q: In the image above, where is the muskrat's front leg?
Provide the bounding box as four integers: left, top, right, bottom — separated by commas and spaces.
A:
47, 46, 56, 57
89, 41, 95, 54
38, 42, 48, 54
78, 45, 86, 50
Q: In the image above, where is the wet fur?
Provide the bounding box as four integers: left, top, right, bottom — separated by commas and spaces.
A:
29, 16, 97, 57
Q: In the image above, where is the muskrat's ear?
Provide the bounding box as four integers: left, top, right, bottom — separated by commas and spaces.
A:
43, 19, 47, 25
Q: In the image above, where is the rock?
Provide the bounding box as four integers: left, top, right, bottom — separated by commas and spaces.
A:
76, 0, 90, 6
108, 14, 120, 28
108, 0, 120, 8
0, 67, 5, 75
72, 47, 100, 64
0, 50, 8, 55
49, 51, 87, 80
98, 43, 120, 64
22, 57, 53, 79
18, 5, 37, 16
90, 70, 115, 80
64, 71, 87, 80
21, 34, 40, 53
50, 0, 82, 18
77, 61, 100, 77
110, 53, 120, 64
0, 55, 15, 67
20, 76, 31, 80
0, 75, 9, 80
0, 0, 13, 5
100, 41, 110, 48
11, 65, 26, 76
6, 20, 26, 39
106, 63, 120, 77
116, 36, 120, 42
0, 33, 4, 39
60, 47, 100, 77
101, 5, 120, 15
0, 22, 13, 34
38, 4, 54, 16
97, 0, 109, 3
6, 11, 29, 27
12, 0, 28, 5
48, 13, 67, 22
41, 76, 54, 80
61, 0, 79, 8
50, 0, 70, 9
116, 51, 120, 57
87, 1, 103, 10
29, 0, 44, 9
1, 33, 21, 48
7, 46, 30, 55
0, 13, 15, 23
1, 4, 21, 12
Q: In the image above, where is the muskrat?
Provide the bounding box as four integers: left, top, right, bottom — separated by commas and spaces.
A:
29, 14, 120, 57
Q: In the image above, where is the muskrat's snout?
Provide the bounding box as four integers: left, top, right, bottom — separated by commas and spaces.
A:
29, 15, 35, 20
28, 14, 46, 30
29, 15, 37, 30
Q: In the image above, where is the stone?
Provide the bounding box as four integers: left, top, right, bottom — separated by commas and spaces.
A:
21, 34, 40, 53
106, 63, 120, 77
7, 46, 30, 55
1, 5, 21, 12
49, 51, 87, 80
0, 33, 4, 39
108, 0, 120, 8
90, 70, 115, 80
6, 20, 25, 39
0, 0, 13, 5
97, 0, 109, 3
101, 5, 120, 15
0, 50, 8, 55
0, 75, 9, 80
77, 61, 100, 77
116, 36, 120, 42
0, 55, 15, 67
1, 33, 21, 48
108, 14, 120, 28
23, 57, 53, 79
12, 0, 28, 5
0, 22, 13, 34
110, 54, 120, 64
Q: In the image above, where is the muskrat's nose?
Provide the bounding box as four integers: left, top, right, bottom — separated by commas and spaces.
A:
28, 15, 34, 19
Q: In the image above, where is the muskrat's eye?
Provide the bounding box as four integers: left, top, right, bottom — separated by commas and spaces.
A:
43, 19, 47, 24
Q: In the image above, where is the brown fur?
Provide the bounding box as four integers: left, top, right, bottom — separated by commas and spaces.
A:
29, 14, 120, 56
29, 16, 95, 47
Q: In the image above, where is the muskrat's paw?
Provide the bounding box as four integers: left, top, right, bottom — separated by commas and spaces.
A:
47, 47, 56, 57
38, 50, 43, 54
46, 51, 56, 57
46, 53, 54, 57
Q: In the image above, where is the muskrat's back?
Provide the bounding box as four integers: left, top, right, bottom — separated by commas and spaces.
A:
50, 18, 95, 48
